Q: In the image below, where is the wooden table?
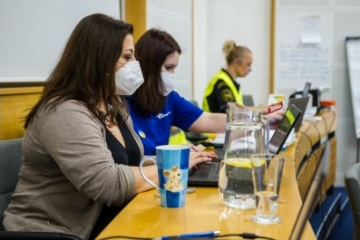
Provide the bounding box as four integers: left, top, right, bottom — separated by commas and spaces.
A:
96, 143, 316, 240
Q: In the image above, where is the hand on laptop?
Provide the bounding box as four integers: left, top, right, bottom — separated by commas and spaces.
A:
189, 152, 214, 169
264, 110, 284, 129
188, 144, 216, 169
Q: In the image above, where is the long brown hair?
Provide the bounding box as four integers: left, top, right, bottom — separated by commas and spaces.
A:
25, 13, 133, 128
134, 29, 181, 117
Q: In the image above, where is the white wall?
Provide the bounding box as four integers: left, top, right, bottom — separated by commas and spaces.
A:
193, 0, 271, 107
0, 0, 120, 82
193, 0, 360, 187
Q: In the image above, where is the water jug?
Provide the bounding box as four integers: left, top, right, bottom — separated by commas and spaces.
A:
218, 120, 264, 210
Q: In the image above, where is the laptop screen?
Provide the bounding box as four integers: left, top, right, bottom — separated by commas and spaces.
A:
302, 82, 311, 97
288, 97, 309, 133
268, 104, 302, 154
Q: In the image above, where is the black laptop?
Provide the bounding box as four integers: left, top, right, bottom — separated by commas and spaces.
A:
288, 97, 309, 133
302, 82, 311, 97
188, 104, 302, 187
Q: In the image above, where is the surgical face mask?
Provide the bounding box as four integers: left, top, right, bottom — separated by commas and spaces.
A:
115, 61, 144, 95
160, 72, 176, 96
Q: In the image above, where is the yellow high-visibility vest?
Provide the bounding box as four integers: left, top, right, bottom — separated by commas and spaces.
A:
202, 69, 243, 112
168, 128, 189, 145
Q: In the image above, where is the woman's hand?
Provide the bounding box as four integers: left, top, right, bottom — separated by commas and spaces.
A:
189, 151, 214, 169
264, 111, 284, 129
187, 144, 216, 169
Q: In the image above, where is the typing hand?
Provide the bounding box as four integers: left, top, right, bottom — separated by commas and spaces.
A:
189, 151, 215, 169
264, 111, 284, 129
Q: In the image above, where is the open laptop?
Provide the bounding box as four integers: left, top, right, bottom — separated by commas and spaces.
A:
188, 104, 302, 187
288, 97, 309, 133
302, 82, 311, 97
267, 103, 302, 154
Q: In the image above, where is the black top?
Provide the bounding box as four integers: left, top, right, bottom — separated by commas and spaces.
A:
206, 69, 240, 113
106, 114, 141, 166
89, 114, 141, 239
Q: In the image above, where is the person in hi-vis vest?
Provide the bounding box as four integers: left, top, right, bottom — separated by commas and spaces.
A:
203, 40, 253, 113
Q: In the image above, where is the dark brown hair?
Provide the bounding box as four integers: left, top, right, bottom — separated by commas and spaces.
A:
134, 29, 181, 117
25, 13, 133, 128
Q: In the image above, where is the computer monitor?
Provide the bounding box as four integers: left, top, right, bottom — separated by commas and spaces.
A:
302, 82, 311, 97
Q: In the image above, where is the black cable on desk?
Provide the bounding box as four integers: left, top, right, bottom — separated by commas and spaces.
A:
98, 236, 152, 240
214, 232, 275, 239
97, 232, 276, 240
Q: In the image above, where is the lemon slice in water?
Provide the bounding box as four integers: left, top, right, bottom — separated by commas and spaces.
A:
225, 158, 252, 168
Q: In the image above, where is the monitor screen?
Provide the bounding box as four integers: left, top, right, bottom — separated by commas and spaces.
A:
302, 82, 311, 97
268, 104, 302, 154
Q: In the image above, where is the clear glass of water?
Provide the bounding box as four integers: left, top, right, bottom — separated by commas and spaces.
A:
218, 121, 264, 210
251, 153, 285, 224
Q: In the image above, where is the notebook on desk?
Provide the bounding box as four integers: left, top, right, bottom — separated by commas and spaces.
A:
188, 104, 302, 187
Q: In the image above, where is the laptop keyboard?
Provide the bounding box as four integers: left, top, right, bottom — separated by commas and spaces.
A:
207, 162, 220, 181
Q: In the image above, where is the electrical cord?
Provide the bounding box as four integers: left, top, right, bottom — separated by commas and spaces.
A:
214, 233, 275, 239
97, 232, 276, 240
98, 236, 152, 240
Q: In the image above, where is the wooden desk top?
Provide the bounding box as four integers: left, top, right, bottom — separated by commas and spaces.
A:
96, 144, 316, 240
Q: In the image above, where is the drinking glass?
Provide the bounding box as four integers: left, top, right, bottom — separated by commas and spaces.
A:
218, 121, 264, 210
251, 153, 285, 224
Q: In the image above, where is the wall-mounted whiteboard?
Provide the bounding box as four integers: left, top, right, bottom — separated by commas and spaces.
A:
0, 0, 120, 82
346, 37, 360, 139
274, 10, 334, 99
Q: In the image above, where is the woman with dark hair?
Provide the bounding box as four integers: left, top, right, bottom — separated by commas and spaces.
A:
128, 29, 283, 156
2, 15, 208, 240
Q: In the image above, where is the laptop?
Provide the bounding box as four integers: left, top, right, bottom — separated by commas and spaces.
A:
302, 82, 311, 97
268, 103, 302, 154
288, 97, 309, 133
188, 104, 302, 187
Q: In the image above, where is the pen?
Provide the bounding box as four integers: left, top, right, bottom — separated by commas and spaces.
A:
153, 230, 220, 239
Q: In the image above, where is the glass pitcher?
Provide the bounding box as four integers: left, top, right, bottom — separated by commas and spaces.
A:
226, 105, 270, 153
218, 119, 265, 210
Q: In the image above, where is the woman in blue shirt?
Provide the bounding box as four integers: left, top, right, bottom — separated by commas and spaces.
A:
127, 29, 282, 156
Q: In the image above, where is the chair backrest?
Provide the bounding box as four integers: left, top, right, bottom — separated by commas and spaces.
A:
0, 138, 23, 230
344, 162, 360, 240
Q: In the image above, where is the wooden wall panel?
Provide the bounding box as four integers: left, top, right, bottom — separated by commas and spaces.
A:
0, 87, 42, 140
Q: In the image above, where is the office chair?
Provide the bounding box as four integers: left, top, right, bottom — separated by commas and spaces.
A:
0, 138, 82, 240
0, 138, 23, 231
242, 94, 255, 106
344, 162, 360, 240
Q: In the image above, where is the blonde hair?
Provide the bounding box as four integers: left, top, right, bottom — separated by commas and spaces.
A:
222, 40, 252, 65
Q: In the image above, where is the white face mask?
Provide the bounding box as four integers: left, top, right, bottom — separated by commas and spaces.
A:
160, 72, 176, 96
115, 61, 144, 95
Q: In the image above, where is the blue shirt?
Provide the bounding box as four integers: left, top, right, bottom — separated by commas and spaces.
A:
127, 91, 203, 155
